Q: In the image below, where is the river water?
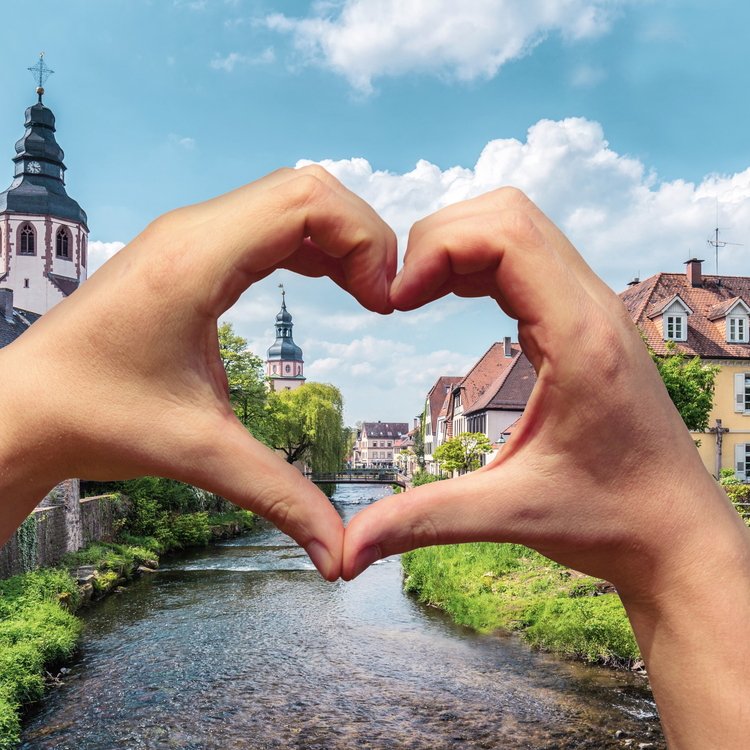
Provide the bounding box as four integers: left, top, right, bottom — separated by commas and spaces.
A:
21, 485, 664, 749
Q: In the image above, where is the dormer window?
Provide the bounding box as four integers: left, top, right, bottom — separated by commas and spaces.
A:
651, 295, 692, 342
665, 314, 687, 342
729, 315, 749, 343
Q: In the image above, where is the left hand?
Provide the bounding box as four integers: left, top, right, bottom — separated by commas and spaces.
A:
0, 166, 396, 580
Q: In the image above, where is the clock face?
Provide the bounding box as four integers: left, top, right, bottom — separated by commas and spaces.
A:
27, 161, 41, 174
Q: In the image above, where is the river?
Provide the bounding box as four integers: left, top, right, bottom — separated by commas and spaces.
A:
20, 485, 664, 749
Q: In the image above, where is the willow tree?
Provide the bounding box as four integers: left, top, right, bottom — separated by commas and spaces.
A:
267, 382, 346, 472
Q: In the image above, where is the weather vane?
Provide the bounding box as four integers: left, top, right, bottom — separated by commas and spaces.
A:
27, 52, 54, 103
278, 282, 285, 301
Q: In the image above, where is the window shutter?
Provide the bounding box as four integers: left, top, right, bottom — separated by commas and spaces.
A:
735, 373, 746, 413
736, 444, 747, 481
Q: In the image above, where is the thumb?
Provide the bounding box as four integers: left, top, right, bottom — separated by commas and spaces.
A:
167, 416, 344, 581
342, 461, 542, 580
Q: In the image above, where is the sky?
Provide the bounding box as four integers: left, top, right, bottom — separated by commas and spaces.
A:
2, 0, 750, 425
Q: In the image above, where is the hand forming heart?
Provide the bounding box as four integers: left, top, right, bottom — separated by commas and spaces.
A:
2, 166, 750, 748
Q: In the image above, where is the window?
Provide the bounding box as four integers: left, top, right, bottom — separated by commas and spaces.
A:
285, 364, 290, 373
735, 443, 750, 481
81, 236, 87, 267
728, 316, 749, 343
56, 227, 71, 259
18, 223, 35, 255
664, 314, 687, 342
23, 279, 29, 289
735, 373, 750, 414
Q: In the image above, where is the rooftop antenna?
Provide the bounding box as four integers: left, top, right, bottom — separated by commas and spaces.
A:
27, 52, 54, 103
707, 200, 742, 275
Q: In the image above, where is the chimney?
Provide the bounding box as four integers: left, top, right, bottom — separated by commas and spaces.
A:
0, 288, 13, 322
684, 258, 704, 288
503, 336, 513, 357
627, 276, 640, 287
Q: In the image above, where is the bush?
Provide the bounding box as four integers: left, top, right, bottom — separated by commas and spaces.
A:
411, 469, 442, 486
171, 512, 211, 548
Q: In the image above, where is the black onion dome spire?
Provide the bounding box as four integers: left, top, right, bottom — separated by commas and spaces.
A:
0, 58, 87, 228
267, 288, 304, 362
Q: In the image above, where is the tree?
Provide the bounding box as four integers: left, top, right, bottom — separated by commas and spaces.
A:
413, 408, 426, 470
218, 321, 270, 441
650, 342, 719, 432
433, 432, 493, 474
266, 382, 347, 471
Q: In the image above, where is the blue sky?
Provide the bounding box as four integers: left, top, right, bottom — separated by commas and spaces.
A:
3, 0, 750, 424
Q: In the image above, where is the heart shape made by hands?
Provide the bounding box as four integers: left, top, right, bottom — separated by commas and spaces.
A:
9, 166, 719, 607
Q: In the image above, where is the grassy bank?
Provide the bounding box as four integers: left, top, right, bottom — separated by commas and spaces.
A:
402, 543, 639, 667
0, 508, 254, 749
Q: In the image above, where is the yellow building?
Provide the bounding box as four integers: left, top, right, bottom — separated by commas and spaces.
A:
621, 258, 750, 480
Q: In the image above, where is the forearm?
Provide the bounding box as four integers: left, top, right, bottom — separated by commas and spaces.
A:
621, 490, 750, 749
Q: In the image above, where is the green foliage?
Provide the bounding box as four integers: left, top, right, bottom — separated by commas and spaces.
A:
413, 407, 426, 470
650, 342, 719, 432
16, 515, 38, 574
411, 469, 442, 486
267, 382, 347, 471
0, 569, 82, 748
719, 467, 741, 486
218, 321, 271, 440
433, 432, 493, 474
171, 512, 211, 548
402, 543, 639, 666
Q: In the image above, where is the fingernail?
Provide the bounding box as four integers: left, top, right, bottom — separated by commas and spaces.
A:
351, 544, 382, 579
306, 540, 334, 580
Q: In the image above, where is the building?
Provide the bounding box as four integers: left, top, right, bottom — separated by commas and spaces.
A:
620, 257, 750, 479
0, 60, 88, 315
423, 375, 463, 472
431, 338, 536, 472
266, 287, 305, 391
353, 421, 409, 468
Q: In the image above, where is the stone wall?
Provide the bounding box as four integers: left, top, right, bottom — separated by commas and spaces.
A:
0, 488, 129, 579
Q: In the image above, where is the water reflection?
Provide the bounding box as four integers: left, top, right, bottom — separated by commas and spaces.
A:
21, 484, 664, 749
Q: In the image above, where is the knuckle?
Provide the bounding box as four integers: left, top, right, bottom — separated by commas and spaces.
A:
296, 163, 333, 183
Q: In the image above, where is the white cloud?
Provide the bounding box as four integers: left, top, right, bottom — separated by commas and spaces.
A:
264, 0, 630, 92
299, 116, 750, 288
570, 63, 607, 88
87, 241, 125, 274
210, 48, 275, 72
168, 133, 196, 151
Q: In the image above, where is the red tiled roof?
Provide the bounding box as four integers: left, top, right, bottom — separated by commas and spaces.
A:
456, 342, 524, 414
465, 352, 536, 415
620, 269, 750, 358
362, 421, 409, 439
426, 375, 463, 432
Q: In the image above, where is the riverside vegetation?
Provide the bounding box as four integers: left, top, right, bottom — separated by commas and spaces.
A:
0, 477, 255, 749
402, 542, 640, 667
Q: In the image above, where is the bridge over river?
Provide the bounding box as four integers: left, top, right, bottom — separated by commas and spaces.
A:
305, 468, 408, 488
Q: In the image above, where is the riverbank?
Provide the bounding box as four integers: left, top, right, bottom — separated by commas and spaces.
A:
402, 542, 640, 669
0, 509, 255, 750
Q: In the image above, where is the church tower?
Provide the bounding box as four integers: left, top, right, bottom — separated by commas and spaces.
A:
266, 285, 305, 391
0, 55, 88, 315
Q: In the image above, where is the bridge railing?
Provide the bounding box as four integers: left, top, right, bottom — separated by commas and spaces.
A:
304, 469, 407, 486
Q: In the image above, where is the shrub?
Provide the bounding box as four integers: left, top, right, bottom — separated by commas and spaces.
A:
411, 469, 441, 486
171, 512, 211, 548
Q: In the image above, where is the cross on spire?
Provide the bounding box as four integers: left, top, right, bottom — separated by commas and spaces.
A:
278, 282, 286, 304
27, 53, 54, 103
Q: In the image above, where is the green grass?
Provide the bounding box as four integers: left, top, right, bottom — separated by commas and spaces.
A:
402, 543, 639, 666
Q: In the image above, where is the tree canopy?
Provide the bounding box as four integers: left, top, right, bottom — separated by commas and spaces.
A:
267, 382, 347, 471
218, 321, 270, 441
433, 432, 493, 474
650, 343, 719, 432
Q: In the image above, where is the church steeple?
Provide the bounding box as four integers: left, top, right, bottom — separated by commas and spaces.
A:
0, 57, 89, 316
266, 284, 305, 391
0, 55, 87, 227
